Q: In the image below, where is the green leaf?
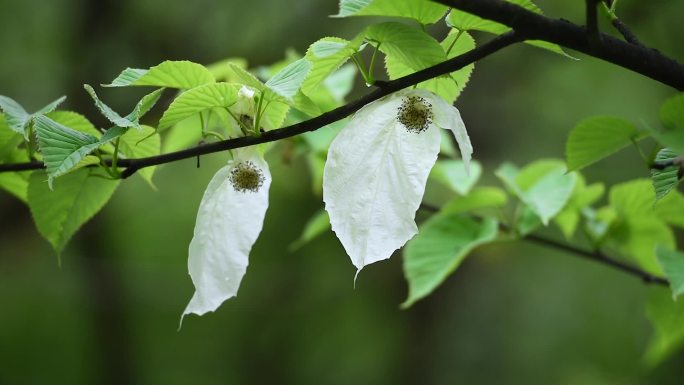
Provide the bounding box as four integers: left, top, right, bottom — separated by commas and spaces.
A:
445, 0, 573, 58
265, 58, 312, 101
0, 95, 66, 137
656, 246, 684, 300
651, 148, 680, 202
84, 85, 163, 130
118, 125, 160, 187
0, 150, 30, 202
652, 94, 684, 155
0, 114, 23, 159
302, 37, 361, 96
34, 115, 101, 187
46, 111, 101, 137
430, 159, 482, 196
27, 168, 119, 255
403, 214, 498, 308
654, 189, 684, 228
606, 179, 676, 273
289, 209, 331, 251
496, 160, 577, 225
386, 30, 475, 103
366, 22, 446, 76
566, 116, 642, 171
660, 93, 684, 132
34, 116, 126, 187
440, 187, 508, 215
158, 82, 238, 130
645, 288, 684, 366
335, 0, 448, 24
104, 60, 215, 89
553, 174, 604, 239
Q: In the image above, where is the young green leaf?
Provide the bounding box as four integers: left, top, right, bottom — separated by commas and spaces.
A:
651, 148, 680, 202
553, 174, 604, 239
566, 116, 642, 171
0, 150, 30, 202
289, 209, 331, 251
27, 168, 119, 256
402, 214, 498, 308
265, 58, 312, 101
335, 0, 449, 24
386, 30, 475, 103
440, 187, 508, 215
158, 83, 238, 130
366, 22, 446, 75
496, 160, 577, 225
0, 114, 23, 159
645, 288, 684, 367
117, 125, 161, 187
0, 95, 66, 137
430, 159, 482, 196
302, 37, 361, 95
46, 111, 102, 137
104, 60, 215, 89
653, 93, 684, 155
84, 85, 163, 130
656, 246, 684, 300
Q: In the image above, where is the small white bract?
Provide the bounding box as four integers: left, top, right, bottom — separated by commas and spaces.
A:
323, 89, 472, 274
182, 147, 271, 322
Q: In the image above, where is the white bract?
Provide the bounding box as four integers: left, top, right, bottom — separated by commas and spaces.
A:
227, 86, 257, 135
182, 147, 271, 320
323, 89, 472, 273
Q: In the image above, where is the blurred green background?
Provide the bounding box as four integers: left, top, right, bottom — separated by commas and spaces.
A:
1, 0, 683, 384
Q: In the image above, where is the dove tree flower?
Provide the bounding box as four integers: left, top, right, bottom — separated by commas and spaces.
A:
182, 147, 271, 319
323, 89, 472, 274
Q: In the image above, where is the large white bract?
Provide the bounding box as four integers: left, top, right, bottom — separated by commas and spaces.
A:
323, 89, 472, 273
182, 147, 271, 320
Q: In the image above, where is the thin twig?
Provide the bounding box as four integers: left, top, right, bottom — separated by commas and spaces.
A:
0, 32, 524, 176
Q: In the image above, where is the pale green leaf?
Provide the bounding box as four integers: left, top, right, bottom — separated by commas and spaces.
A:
430, 159, 482, 195
104, 60, 215, 89
27, 168, 119, 255
335, 0, 448, 24
645, 288, 684, 366
386, 30, 475, 103
440, 186, 508, 215
366, 22, 446, 76
554, 174, 604, 239
265, 58, 312, 101
566, 116, 642, 171
652, 94, 684, 155
403, 214, 498, 307
158, 82, 238, 130
118, 125, 161, 186
656, 246, 684, 300
0, 114, 23, 159
0, 150, 30, 202
654, 189, 684, 228
46, 111, 101, 137
303, 37, 361, 96
0, 95, 66, 137
289, 209, 331, 251
651, 148, 680, 202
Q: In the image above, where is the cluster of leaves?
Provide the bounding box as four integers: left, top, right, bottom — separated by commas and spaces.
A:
0, 0, 682, 366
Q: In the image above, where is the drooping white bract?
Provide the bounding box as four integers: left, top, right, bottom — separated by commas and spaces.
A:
183, 147, 271, 319
323, 89, 472, 273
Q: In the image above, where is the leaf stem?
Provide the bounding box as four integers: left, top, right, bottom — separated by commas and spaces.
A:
446, 30, 464, 56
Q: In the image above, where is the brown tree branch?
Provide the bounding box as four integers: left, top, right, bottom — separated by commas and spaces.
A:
0, 31, 524, 176
434, 0, 684, 90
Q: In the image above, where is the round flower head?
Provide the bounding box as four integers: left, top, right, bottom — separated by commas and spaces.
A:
323, 89, 472, 275
397, 95, 433, 134
229, 160, 265, 193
